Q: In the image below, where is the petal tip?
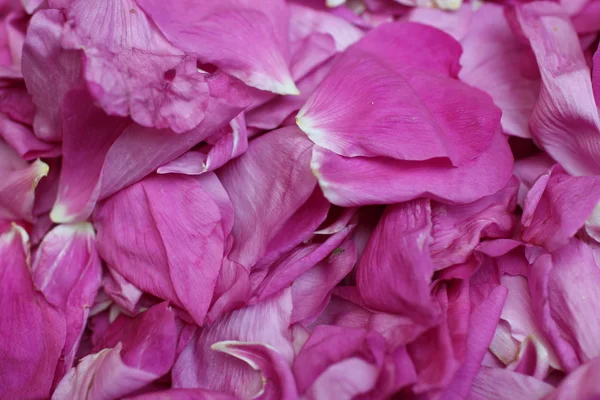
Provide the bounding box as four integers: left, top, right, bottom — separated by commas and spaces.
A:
50, 203, 75, 224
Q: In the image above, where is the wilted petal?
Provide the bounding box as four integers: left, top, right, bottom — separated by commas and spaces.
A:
430, 176, 518, 269
31, 222, 102, 382
217, 126, 318, 269
95, 173, 230, 325
211, 341, 297, 400
510, 2, 600, 176
529, 239, 600, 371
54, 302, 178, 400
21, 9, 81, 141
521, 165, 600, 251
0, 138, 49, 222
297, 22, 499, 166
311, 130, 513, 207
357, 199, 440, 325
138, 0, 297, 95
469, 367, 553, 400
0, 225, 66, 399
173, 290, 294, 397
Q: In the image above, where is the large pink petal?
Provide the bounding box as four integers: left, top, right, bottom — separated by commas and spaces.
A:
510, 2, 600, 176
31, 222, 102, 384
468, 367, 553, 400
297, 22, 499, 166
173, 290, 294, 398
125, 389, 236, 400
0, 225, 66, 399
137, 0, 297, 95
311, 130, 514, 207
545, 356, 600, 400
94, 173, 230, 326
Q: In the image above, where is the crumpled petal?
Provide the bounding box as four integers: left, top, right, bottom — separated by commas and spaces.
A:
137, 0, 297, 95
31, 222, 102, 383
211, 341, 297, 400
0, 224, 66, 400
311, 130, 514, 207
430, 176, 518, 269
102, 267, 144, 315
510, 2, 600, 176
528, 238, 600, 371
217, 126, 319, 270
53, 302, 178, 400
0, 138, 49, 222
157, 113, 248, 175
173, 289, 294, 398
297, 22, 500, 166
521, 164, 600, 251
357, 199, 440, 326
94, 172, 231, 326
21, 9, 81, 142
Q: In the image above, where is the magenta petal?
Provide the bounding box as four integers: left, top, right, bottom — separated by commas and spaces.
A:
211, 341, 297, 400
217, 126, 317, 269
31, 222, 102, 382
137, 0, 297, 95
529, 239, 600, 370
311, 130, 514, 207
511, 2, 600, 176
468, 367, 553, 400
357, 199, 440, 325
0, 225, 66, 400
21, 9, 81, 142
94, 173, 230, 325
0, 139, 48, 222
0, 114, 60, 160
54, 303, 178, 400
173, 290, 294, 397
521, 165, 600, 251
297, 22, 499, 166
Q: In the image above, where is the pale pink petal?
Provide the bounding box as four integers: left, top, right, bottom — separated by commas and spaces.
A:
468, 367, 553, 400
545, 357, 600, 400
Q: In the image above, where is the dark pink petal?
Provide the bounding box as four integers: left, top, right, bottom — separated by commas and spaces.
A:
357, 199, 440, 325
430, 176, 518, 269
297, 22, 499, 166
0, 114, 60, 160
0, 225, 66, 399
21, 9, 81, 142
94, 173, 230, 326
521, 165, 600, 251
138, 0, 297, 95
54, 302, 178, 400
311, 130, 514, 206
468, 367, 553, 400
31, 222, 102, 383
511, 2, 600, 176
0, 138, 49, 222
529, 239, 600, 371
173, 290, 294, 397
217, 126, 318, 270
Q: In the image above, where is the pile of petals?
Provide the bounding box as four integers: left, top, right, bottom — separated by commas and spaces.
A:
5, 0, 600, 398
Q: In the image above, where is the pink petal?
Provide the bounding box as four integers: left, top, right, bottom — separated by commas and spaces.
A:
0, 138, 49, 222
510, 2, 600, 176
102, 267, 144, 314
173, 290, 294, 398
31, 222, 102, 383
0, 225, 66, 399
528, 239, 600, 371
468, 367, 553, 400
217, 126, 319, 269
0, 114, 60, 160
357, 199, 441, 325
54, 303, 178, 400
94, 173, 230, 326
137, 0, 297, 95
521, 164, 600, 251
311, 130, 514, 207
21, 9, 81, 142
430, 176, 518, 269
545, 357, 600, 400
297, 22, 499, 166
125, 389, 236, 400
